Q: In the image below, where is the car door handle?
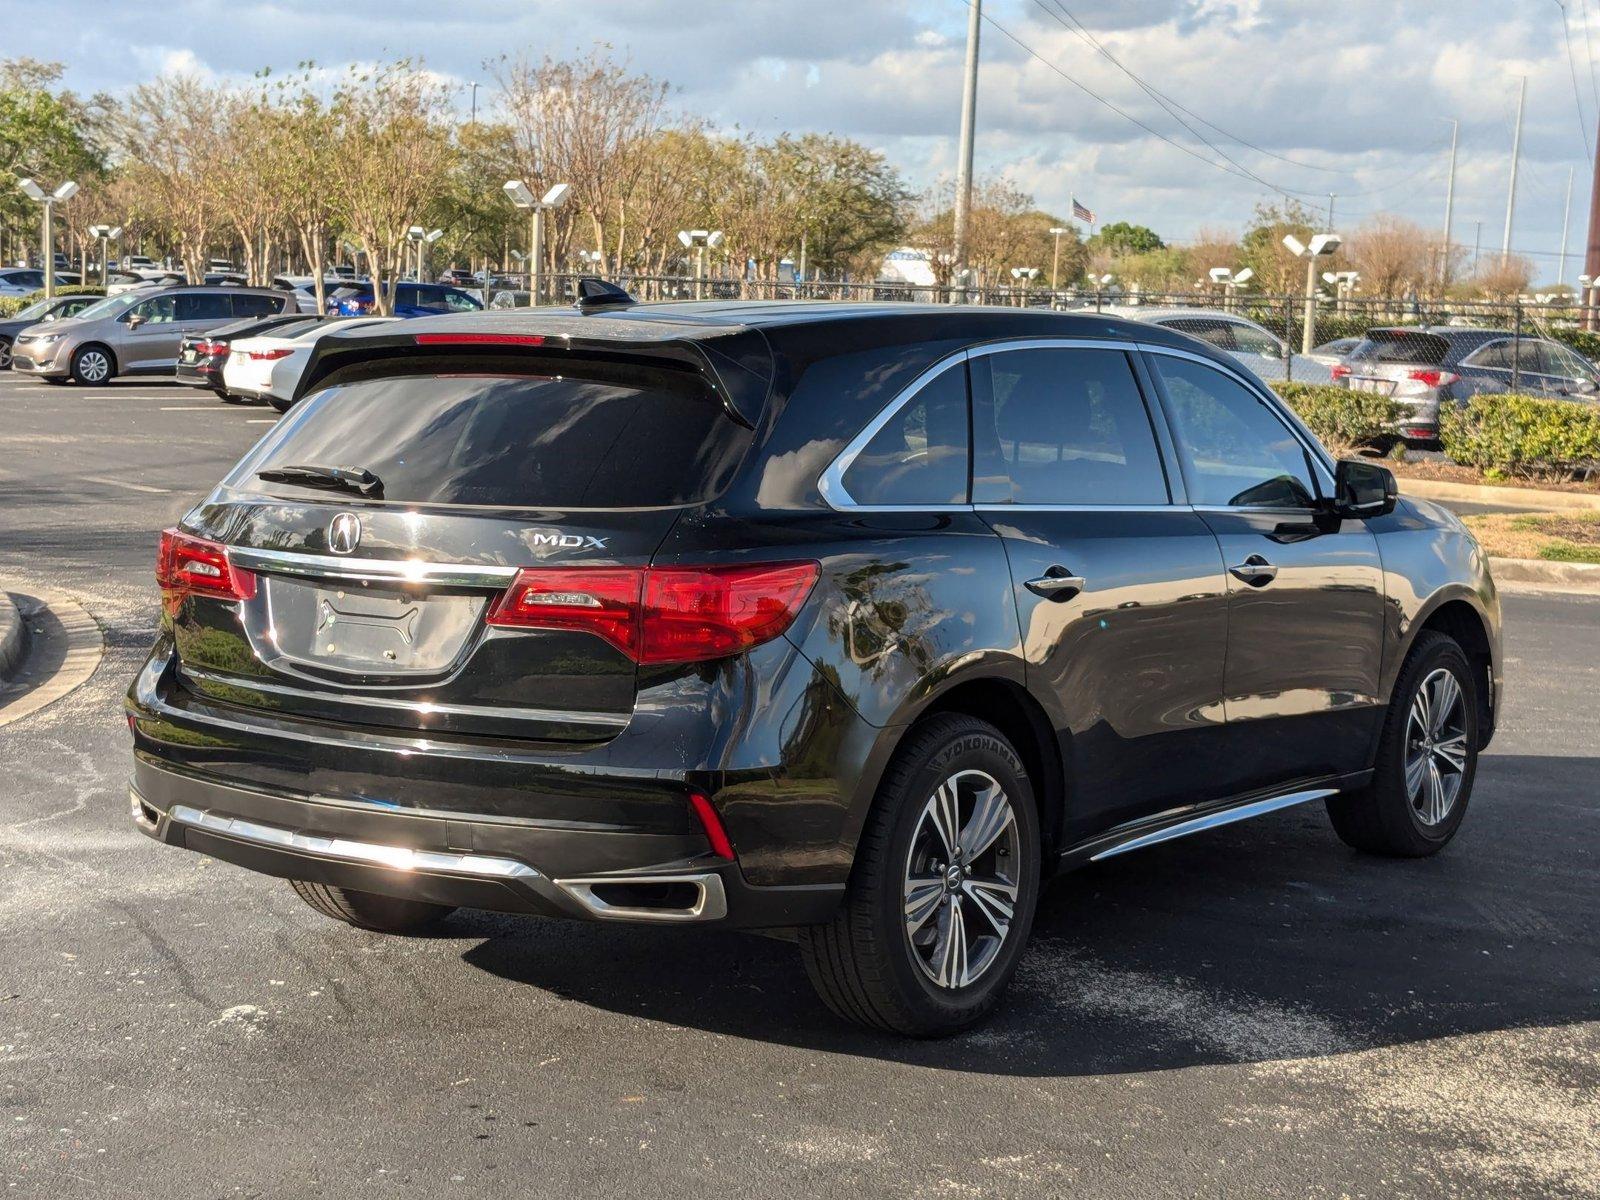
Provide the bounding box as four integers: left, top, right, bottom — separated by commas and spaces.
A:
1024, 567, 1086, 601
1229, 555, 1279, 586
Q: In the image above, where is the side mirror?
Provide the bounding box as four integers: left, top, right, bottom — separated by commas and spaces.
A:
125, 312, 144, 329
1333, 458, 1397, 519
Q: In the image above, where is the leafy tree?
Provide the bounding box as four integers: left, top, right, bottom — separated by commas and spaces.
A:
1092, 221, 1164, 256
1239, 198, 1325, 294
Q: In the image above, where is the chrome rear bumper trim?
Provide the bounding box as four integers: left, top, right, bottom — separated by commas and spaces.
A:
554, 873, 729, 923
166, 803, 541, 879
1090, 787, 1338, 862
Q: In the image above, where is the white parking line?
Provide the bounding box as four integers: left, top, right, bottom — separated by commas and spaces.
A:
246, 419, 277, 424
80, 475, 171, 494
160, 405, 224, 411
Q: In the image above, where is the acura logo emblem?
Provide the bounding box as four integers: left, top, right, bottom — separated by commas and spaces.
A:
327, 513, 362, 555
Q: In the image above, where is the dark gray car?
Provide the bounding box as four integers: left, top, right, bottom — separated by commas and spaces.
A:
10, 285, 294, 385
0, 293, 104, 369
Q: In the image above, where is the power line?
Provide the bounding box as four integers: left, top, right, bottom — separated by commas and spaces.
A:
1029, 0, 1340, 175
970, 2, 1327, 203
1555, 0, 1595, 162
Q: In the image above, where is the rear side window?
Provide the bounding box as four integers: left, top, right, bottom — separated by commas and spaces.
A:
233, 294, 281, 317
177, 294, 233, 320
840, 363, 969, 505
972, 348, 1168, 506
1351, 331, 1449, 366
234, 364, 750, 508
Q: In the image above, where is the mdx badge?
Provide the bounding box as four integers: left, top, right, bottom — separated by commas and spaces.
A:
327, 512, 362, 555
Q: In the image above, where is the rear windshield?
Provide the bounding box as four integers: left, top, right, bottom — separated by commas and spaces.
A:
1348, 330, 1449, 366
230, 365, 749, 508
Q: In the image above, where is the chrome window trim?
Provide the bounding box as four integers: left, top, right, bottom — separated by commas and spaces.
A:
974, 503, 1177, 514
1134, 342, 1338, 490
228, 545, 520, 587
177, 664, 630, 732
819, 337, 1169, 513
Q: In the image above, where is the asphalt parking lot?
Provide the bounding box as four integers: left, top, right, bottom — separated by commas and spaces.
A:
1, 373, 1597, 1199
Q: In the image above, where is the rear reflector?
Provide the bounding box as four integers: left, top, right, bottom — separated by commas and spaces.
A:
486, 562, 819, 665
413, 333, 547, 347
1406, 369, 1459, 388
688, 792, 736, 860
156, 528, 256, 611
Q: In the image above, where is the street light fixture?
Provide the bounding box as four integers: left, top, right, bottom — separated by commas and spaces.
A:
1010, 266, 1040, 307
88, 224, 122, 289
503, 180, 572, 306
1282, 232, 1342, 353
677, 229, 725, 299
17, 178, 78, 300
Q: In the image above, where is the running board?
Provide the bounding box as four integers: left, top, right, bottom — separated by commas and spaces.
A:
1086, 787, 1338, 862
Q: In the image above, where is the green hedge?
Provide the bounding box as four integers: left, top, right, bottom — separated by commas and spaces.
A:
1440, 393, 1600, 481
1543, 326, 1600, 362
1270, 382, 1402, 450
0, 285, 106, 318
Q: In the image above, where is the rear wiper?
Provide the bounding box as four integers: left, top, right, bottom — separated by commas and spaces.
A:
256, 463, 383, 498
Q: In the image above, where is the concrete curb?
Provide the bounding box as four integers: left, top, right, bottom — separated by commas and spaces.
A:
1398, 475, 1600, 512
1487, 556, 1600, 593
0, 590, 26, 683
0, 590, 105, 728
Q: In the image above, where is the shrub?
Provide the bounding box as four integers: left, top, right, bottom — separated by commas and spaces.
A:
0, 285, 106, 318
1544, 326, 1600, 363
1440, 392, 1600, 481
1270, 382, 1401, 451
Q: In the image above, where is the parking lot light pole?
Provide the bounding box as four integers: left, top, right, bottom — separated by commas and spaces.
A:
1282, 233, 1342, 354
678, 230, 724, 300
503, 181, 571, 306
1048, 227, 1069, 291
1009, 266, 1039, 306
18, 178, 78, 300
88, 224, 122, 290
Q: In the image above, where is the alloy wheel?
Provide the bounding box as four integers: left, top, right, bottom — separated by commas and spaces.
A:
76, 349, 110, 383
0, 340, 11, 370
902, 769, 1020, 990
1405, 666, 1469, 826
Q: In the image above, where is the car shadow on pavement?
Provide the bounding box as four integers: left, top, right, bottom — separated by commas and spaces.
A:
457, 753, 1600, 1074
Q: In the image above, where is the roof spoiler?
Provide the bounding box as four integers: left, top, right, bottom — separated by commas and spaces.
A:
574, 277, 635, 311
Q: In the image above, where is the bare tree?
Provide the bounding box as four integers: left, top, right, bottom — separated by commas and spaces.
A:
326, 61, 455, 315
1347, 215, 1435, 298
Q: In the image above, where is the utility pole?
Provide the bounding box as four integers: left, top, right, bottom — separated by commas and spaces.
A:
1560, 164, 1575, 287
1327, 194, 1336, 232
1441, 117, 1458, 288
469, 82, 480, 126
1473, 220, 1483, 274
1584, 109, 1600, 329
951, 0, 982, 292
1502, 75, 1526, 264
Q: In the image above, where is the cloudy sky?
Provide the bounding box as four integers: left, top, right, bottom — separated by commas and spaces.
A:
10, 0, 1596, 281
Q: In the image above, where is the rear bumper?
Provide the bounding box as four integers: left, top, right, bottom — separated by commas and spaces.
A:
130, 757, 842, 928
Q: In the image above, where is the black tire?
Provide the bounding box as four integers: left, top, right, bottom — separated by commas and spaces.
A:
1327, 631, 1478, 857
69, 343, 115, 386
798, 713, 1041, 1036
267, 396, 292, 413
0, 336, 12, 370
216, 388, 242, 404
288, 879, 455, 934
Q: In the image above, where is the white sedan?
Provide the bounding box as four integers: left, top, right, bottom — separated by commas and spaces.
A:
223, 317, 397, 411
1104, 307, 1335, 384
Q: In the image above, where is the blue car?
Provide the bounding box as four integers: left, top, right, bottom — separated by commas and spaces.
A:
328, 282, 484, 318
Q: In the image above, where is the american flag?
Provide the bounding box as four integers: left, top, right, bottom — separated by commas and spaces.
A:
1072, 198, 1096, 224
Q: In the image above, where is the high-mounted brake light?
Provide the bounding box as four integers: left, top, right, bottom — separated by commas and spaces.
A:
486, 562, 819, 665
242, 347, 293, 361
156, 528, 256, 612
1406, 369, 1459, 388
413, 333, 547, 347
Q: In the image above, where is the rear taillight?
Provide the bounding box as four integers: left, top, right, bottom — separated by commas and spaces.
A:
485, 562, 819, 665
1330, 363, 1351, 380
243, 347, 293, 362
195, 339, 227, 357
156, 528, 256, 610
1406, 369, 1459, 388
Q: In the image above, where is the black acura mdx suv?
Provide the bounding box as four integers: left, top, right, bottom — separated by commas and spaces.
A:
128, 298, 1502, 1036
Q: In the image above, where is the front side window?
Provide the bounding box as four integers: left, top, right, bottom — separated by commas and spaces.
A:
972, 347, 1168, 506
443, 289, 482, 312
840, 363, 969, 506
131, 295, 178, 324
1150, 355, 1319, 509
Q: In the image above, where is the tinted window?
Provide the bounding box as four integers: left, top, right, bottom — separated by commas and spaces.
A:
972, 348, 1168, 506
1351, 331, 1450, 366
1161, 318, 1236, 351
1151, 356, 1319, 509
232, 293, 282, 317
234, 363, 750, 508
841, 363, 968, 506
131, 295, 178, 324
1466, 341, 1512, 370
1546, 343, 1597, 381
1231, 323, 1282, 357
176, 293, 233, 320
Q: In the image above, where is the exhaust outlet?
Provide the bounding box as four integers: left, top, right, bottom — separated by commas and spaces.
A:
554, 872, 728, 923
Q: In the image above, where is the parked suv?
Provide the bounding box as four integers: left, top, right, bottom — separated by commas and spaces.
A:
327, 281, 484, 317
10, 285, 295, 384
127, 302, 1501, 1035
1336, 327, 1600, 442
